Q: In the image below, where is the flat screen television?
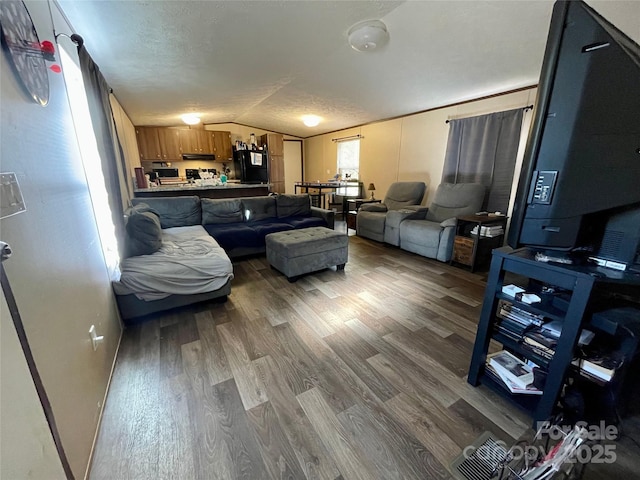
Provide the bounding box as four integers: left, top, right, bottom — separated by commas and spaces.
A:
507, 0, 640, 269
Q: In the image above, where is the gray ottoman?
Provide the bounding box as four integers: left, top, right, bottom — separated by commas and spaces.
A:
265, 227, 348, 282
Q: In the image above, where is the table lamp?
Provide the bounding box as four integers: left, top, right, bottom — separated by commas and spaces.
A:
368, 183, 376, 200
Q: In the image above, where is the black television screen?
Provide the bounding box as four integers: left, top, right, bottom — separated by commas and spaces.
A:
508, 0, 640, 266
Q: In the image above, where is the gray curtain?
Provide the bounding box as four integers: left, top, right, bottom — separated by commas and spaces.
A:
78, 46, 131, 258
442, 108, 524, 213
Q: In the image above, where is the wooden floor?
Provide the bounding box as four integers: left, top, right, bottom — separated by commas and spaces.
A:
91, 228, 640, 479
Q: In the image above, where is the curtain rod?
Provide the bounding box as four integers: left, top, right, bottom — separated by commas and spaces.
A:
445, 104, 534, 124
332, 134, 363, 142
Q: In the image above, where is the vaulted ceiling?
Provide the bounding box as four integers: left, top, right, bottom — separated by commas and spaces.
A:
57, 1, 640, 138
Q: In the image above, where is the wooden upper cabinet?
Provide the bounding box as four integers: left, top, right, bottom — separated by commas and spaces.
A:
136, 127, 231, 160
136, 127, 182, 160
211, 131, 233, 162
178, 129, 197, 154
178, 129, 213, 154
260, 133, 284, 156
157, 128, 182, 160
136, 127, 162, 160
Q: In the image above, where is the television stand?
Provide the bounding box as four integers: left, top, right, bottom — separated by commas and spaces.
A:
468, 247, 640, 425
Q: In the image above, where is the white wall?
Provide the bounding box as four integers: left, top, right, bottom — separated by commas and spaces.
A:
0, 1, 122, 478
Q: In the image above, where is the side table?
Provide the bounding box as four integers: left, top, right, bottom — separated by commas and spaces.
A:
346, 198, 381, 231
450, 214, 508, 272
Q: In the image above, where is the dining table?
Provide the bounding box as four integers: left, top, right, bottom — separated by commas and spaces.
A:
294, 181, 362, 209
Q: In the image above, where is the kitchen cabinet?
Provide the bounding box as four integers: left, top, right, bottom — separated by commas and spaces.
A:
178, 129, 213, 154
211, 131, 233, 162
136, 127, 162, 160
270, 154, 285, 194
136, 126, 182, 161
261, 133, 284, 193
261, 133, 283, 156
157, 128, 182, 160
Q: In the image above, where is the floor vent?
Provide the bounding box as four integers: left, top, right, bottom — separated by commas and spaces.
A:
450, 431, 507, 480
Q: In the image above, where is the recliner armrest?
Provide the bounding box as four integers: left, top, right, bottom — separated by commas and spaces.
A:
440, 217, 457, 228
360, 203, 388, 212
398, 205, 428, 219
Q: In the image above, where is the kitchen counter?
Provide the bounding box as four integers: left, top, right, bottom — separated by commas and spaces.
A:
134, 183, 271, 199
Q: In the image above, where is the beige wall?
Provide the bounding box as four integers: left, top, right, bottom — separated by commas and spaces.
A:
304, 88, 537, 212
1, 290, 66, 479
0, 1, 122, 478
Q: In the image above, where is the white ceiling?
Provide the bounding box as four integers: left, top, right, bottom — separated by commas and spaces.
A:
56, 1, 640, 138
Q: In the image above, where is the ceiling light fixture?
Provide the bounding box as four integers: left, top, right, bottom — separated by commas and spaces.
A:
302, 115, 321, 127
181, 113, 201, 125
347, 20, 389, 52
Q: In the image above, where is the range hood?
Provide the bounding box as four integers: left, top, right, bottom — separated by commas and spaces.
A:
182, 153, 216, 161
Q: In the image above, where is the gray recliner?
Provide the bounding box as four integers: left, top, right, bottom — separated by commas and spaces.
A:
399, 183, 486, 262
356, 182, 427, 245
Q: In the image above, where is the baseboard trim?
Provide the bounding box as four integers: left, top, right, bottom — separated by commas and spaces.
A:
83, 323, 124, 480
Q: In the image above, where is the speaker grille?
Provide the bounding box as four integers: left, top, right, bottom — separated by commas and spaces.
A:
599, 229, 624, 257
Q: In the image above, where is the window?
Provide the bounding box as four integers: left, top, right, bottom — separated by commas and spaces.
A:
337, 139, 360, 181
60, 45, 120, 278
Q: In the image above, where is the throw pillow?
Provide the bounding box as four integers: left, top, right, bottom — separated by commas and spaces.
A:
125, 210, 162, 257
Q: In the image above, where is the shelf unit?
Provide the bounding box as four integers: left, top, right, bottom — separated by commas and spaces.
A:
451, 214, 508, 272
468, 247, 640, 424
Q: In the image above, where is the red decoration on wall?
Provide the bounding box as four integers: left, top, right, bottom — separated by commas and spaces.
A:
49, 65, 61, 73
40, 40, 55, 61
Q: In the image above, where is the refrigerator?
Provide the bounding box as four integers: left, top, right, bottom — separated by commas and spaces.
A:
233, 149, 269, 184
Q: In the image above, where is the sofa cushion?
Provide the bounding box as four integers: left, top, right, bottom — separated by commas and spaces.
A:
125, 209, 162, 257
132, 196, 201, 228
203, 223, 261, 251
400, 220, 442, 249
276, 194, 311, 218
281, 216, 327, 229
250, 220, 295, 241
241, 196, 277, 222
201, 198, 243, 224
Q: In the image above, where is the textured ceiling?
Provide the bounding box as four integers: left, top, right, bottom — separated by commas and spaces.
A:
56, 1, 640, 138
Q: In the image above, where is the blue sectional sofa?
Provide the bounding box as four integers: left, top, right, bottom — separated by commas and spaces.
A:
131, 194, 335, 258
114, 194, 334, 322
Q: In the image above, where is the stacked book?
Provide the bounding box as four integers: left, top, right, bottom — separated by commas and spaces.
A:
571, 338, 625, 383
471, 225, 504, 237
522, 328, 557, 360
499, 301, 545, 326
494, 301, 544, 342
486, 351, 542, 395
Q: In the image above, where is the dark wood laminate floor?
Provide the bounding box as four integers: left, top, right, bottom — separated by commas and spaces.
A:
91, 228, 640, 479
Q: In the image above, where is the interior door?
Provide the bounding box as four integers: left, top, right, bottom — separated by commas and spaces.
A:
283, 140, 303, 194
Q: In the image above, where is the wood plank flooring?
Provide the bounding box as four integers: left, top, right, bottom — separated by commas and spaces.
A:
90, 228, 640, 479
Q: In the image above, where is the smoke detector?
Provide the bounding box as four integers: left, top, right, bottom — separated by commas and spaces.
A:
348, 20, 389, 52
